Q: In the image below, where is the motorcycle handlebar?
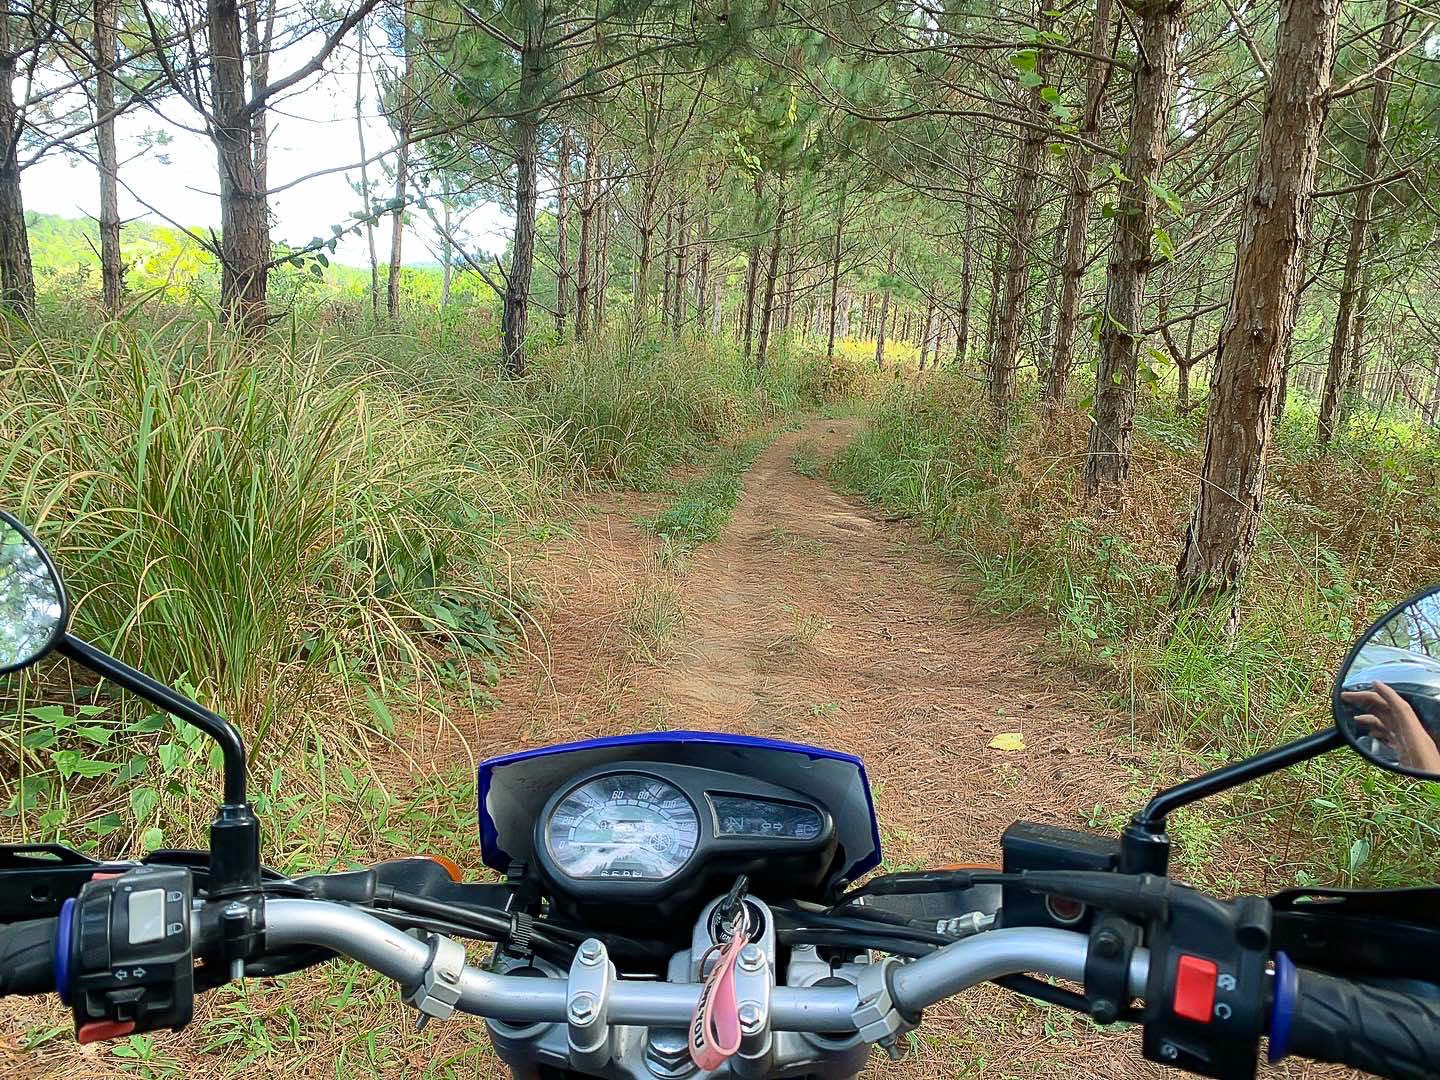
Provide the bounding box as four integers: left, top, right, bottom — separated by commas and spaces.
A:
262, 899, 1142, 1031
13, 894, 1440, 1080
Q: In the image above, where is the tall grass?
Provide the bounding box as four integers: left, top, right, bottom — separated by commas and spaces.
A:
2, 317, 553, 732
832, 375, 1440, 886
1, 302, 884, 857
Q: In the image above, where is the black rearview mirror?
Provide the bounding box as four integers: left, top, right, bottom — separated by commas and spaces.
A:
1334, 586, 1440, 780
0, 510, 69, 676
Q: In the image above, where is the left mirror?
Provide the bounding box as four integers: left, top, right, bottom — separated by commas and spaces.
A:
0, 510, 68, 675
1335, 585, 1440, 779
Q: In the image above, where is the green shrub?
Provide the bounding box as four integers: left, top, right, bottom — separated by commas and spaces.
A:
833, 374, 1440, 887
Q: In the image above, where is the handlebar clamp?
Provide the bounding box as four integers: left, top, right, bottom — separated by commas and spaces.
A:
851, 956, 918, 1059
403, 931, 465, 1029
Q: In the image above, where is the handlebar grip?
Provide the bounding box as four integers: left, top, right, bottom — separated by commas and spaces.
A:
1284, 967, 1440, 1080
0, 918, 57, 996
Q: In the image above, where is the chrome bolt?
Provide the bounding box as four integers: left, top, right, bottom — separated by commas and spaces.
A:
578, 939, 604, 966
737, 1001, 764, 1035
569, 992, 597, 1024
737, 944, 764, 973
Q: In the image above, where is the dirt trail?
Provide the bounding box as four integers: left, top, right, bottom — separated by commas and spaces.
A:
0, 420, 1349, 1080
477, 417, 1342, 1079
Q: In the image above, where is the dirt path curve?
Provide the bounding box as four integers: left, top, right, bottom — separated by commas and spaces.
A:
470, 417, 1339, 1080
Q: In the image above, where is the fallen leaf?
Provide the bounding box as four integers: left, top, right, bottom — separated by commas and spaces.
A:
988, 732, 1026, 752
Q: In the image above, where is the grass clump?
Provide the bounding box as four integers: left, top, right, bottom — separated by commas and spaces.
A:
526, 323, 780, 489
622, 574, 686, 662
832, 375, 1440, 887
790, 439, 822, 478
649, 435, 773, 551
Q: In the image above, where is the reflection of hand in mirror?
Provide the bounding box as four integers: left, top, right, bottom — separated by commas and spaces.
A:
1341, 681, 1440, 773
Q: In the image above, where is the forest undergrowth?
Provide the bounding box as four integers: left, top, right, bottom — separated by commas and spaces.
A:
832, 375, 1440, 888
0, 302, 874, 873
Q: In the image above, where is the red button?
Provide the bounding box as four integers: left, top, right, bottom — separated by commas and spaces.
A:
77, 1020, 136, 1044
1173, 955, 1218, 1023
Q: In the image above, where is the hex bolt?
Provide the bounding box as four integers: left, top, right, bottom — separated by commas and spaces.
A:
737, 944, 765, 973
578, 939, 604, 966
569, 992, 597, 1024
737, 1001, 763, 1035
879, 1035, 906, 1061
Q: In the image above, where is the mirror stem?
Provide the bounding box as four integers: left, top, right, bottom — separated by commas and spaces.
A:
55, 633, 248, 806
1131, 728, 1342, 835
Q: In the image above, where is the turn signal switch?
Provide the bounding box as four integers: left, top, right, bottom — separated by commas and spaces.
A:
58, 866, 195, 1043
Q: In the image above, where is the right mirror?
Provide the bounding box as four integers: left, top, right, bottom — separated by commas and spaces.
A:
1335, 586, 1440, 779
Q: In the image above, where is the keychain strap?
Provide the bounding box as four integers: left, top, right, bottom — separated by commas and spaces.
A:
689, 928, 749, 1070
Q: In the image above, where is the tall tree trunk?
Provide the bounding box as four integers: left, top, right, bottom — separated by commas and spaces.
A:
956, 197, 975, 367
756, 187, 787, 370
1425, 353, 1440, 426
243, 0, 272, 192
210, 0, 268, 329
781, 224, 796, 332
1175, 0, 1341, 611
386, 0, 413, 320
440, 202, 452, 307
554, 127, 571, 336
1048, 0, 1115, 406
875, 247, 894, 369
1316, 0, 1400, 445
1338, 272, 1371, 428
386, 148, 409, 318
1084, 0, 1181, 495
919, 292, 935, 369
594, 188, 608, 331
575, 130, 596, 339
696, 208, 712, 329
990, 18, 1055, 417
661, 204, 673, 331
673, 201, 687, 330
741, 175, 764, 360
94, 0, 123, 312
983, 233, 1005, 383
709, 255, 723, 335
634, 174, 658, 317
826, 184, 846, 357
1175, 268, 1206, 412
354, 22, 380, 316
1037, 218, 1066, 381
0, 4, 32, 315
502, 22, 542, 375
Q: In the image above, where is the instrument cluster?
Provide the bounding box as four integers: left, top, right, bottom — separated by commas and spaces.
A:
536, 763, 836, 905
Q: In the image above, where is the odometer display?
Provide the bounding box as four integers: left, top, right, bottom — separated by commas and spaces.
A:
545, 773, 699, 880
710, 795, 824, 840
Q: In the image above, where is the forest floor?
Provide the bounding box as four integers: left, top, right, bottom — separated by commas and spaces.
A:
449, 416, 1350, 1080
6, 417, 1352, 1079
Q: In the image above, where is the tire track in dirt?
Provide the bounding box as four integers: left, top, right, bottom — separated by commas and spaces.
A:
471, 417, 1347, 1079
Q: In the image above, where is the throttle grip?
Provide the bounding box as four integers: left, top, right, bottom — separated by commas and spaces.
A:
1281, 963, 1440, 1080
0, 918, 57, 996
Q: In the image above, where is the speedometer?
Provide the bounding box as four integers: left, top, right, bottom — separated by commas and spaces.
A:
544, 773, 700, 880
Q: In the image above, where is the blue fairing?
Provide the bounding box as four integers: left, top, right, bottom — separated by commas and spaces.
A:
477, 731, 882, 888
